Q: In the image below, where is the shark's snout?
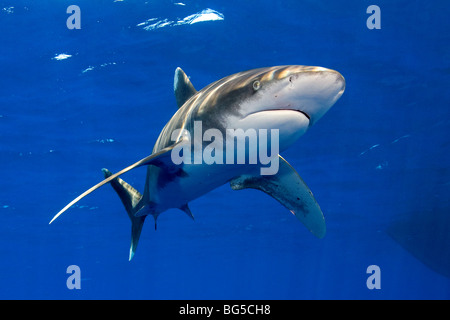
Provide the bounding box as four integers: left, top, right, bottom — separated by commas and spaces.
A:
333, 71, 346, 100
291, 68, 345, 125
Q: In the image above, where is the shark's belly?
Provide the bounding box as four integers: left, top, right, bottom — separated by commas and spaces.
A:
149, 162, 252, 211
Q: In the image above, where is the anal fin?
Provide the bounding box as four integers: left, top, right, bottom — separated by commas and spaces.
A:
179, 203, 194, 220
230, 155, 326, 238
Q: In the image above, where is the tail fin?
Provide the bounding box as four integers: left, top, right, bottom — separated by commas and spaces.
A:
50, 141, 186, 260
102, 168, 146, 261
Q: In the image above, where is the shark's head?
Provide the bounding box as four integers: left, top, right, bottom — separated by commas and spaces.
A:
209, 65, 345, 151
241, 66, 344, 122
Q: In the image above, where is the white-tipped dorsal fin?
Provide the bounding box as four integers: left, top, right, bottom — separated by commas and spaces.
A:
174, 67, 197, 108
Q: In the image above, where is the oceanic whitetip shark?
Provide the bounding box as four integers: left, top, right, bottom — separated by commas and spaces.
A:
50, 65, 345, 260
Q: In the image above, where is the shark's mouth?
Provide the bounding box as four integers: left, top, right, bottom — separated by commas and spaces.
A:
245, 108, 310, 121
294, 109, 310, 121
264, 109, 311, 121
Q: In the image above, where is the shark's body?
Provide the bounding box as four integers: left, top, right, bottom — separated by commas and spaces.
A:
50, 65, 345, 260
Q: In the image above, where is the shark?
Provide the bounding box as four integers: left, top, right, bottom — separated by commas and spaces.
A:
50, 65, 345, 260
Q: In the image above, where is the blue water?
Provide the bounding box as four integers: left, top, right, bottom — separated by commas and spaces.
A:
0, 0, 449, 299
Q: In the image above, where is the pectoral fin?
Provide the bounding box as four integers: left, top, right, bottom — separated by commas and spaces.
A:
49, 141, 183, 225
230, 155, 326, 238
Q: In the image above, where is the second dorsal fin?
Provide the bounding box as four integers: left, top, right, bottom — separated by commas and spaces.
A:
174, 67, 197, 108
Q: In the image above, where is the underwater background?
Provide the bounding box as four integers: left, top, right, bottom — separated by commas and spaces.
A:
0, 0, 449, 299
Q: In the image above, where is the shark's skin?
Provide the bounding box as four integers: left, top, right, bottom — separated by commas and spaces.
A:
50, 65, 345, 260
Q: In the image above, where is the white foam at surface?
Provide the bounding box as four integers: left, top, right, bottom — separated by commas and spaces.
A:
82, 66, 95, 73
81, 62, 117, 74
2, 7, 14, 14
139, 8, 224, 31
186, 9, 224, 24
53, 53, 72, 61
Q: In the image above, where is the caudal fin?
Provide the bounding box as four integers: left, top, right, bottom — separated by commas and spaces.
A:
102, 168, 146, 261
49, 141, 184, 260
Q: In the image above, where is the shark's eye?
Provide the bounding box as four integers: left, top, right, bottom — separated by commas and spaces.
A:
252, 80, 261, 91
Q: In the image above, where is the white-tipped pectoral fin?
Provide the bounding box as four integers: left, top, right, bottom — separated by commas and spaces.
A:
49, 141, 183, 224
230, 155, 326, 238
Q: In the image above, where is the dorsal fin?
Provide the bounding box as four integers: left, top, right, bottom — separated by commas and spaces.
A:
174, 67, 197, 108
